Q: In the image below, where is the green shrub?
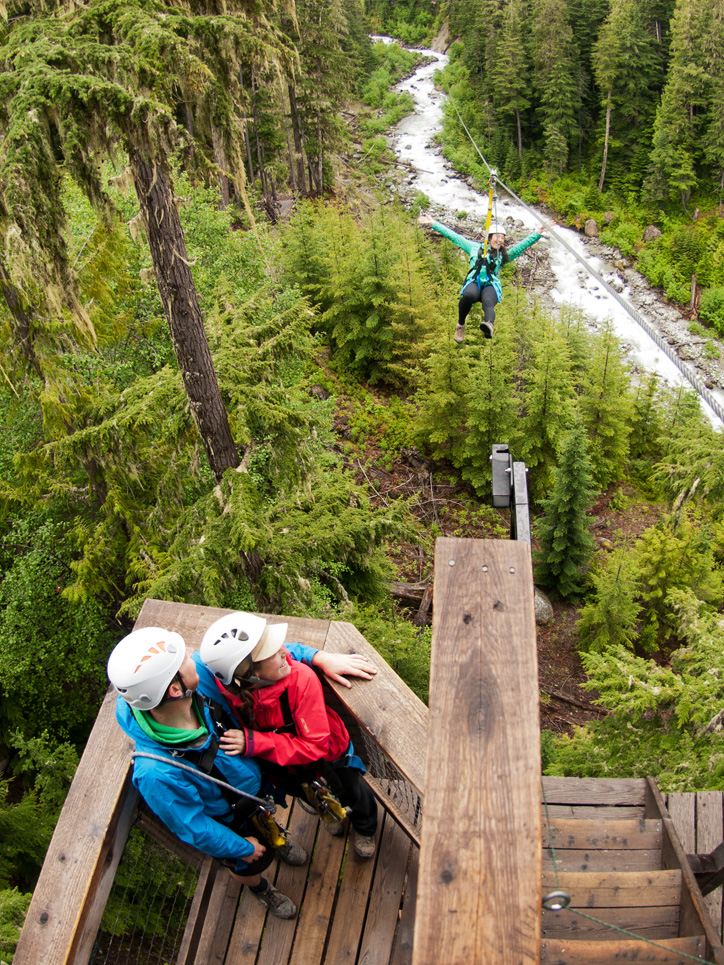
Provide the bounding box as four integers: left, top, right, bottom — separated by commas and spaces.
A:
699, 287, 724, 336
0, 888, 31, 963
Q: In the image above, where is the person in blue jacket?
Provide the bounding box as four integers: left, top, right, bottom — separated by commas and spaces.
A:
419, 215, 549, 344
108, 625, 377, 920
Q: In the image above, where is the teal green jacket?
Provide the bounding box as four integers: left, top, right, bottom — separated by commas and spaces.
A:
431, 221, 542, 301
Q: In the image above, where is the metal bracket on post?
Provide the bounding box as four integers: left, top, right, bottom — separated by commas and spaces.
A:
490, 444, 531, 544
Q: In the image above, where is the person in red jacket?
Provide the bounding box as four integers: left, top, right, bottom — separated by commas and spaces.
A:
199, 612, 379, 859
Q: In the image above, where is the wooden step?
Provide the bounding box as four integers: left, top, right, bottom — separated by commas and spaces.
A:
544, 818, 662, 851
541, 935, 706, 963
543, 778, 648, 807
542, 870, 682, 908
542, 904, 679, 941
544, 805, 644, 820
543, 848, 662, 872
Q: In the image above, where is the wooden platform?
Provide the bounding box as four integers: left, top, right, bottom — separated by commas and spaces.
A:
179, 801, 418, 965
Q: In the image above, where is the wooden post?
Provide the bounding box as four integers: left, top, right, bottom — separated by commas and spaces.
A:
412, 537, 542, 964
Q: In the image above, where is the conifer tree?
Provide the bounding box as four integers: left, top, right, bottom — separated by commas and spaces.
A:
532, 0, 581, 174
322, 209, 396, 382
496, 0, 531, 159
461, 328, 518, 495
533, 415, 597, 598
631, 513, 723, 647
647, 0, 710, 207
580, 320, 633, 488
518, 314, 576, 490
703, 1, 724, 208
414, 337, 472, 469
592, 0, 660, 191
0, 0, 294, 481
577, 548, 642, 652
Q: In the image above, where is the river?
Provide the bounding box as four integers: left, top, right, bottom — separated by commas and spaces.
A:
378, 40, 724, 428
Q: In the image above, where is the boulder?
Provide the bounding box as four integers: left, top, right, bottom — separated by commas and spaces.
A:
604, 211, 615, 225
534, 586, 554, 625
584, 219, 599, 238
643, 224, 662, 242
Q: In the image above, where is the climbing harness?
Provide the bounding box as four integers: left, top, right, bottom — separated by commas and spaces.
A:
299, 779, 348, 824
262, 688, 348, 825
447, 95, 724, 426
482, 170, 498, 260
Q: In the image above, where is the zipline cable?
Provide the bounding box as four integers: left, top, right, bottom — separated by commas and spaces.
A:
447, 97, 724, 426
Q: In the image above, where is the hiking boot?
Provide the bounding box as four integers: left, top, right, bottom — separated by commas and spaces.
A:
480, 320, 494, 339
353, 832, 376, 858
252, 882, 297, 919
454, 323, 466, 344
276, 839, 307, 865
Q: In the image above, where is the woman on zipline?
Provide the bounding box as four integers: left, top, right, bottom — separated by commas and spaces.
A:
418, 215, 550, 344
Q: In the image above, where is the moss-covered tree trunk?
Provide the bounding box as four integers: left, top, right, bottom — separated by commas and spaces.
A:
0, 260, 42, 378
129, 152, 239, 482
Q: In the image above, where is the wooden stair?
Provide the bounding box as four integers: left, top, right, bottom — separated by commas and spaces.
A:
540, 777, 724, 963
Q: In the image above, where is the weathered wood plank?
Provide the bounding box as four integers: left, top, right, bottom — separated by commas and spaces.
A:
324, 621, 427, 791
542, 870, 682, 907
358, 813, 413, 965
666, 793, 695, 854
651, 778, 724, 962
177, 857, 219, 965
322, 807, 382, 964
136, 598, 331, 652
194, 866, 242, 965
543, 777, 647, 806
544, 805, 644, 820
543, 818, 662, 851
389, 844, 419, 965
541, 905, 678, 941
323, 620, 427, 846
413, 538, 541, 965
13, 690, 137, 965
697, 791, 724, 941
286, 816, 347, 965
541, 935, 706, 963
542, 849, 661, 872
253, 802, 321, 965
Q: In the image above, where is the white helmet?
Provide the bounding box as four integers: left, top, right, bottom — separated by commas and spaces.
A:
200, 612, 266, 684
107, 627, 186, 710
488, 223, 506, 238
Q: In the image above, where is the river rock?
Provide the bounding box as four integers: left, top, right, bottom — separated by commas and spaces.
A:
585, 219, 599, 238
604, 211, 615, 224
644, 224, 662, 242
534, 587, 554, 625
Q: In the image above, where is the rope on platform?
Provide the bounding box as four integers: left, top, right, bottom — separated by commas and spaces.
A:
447, 97, 724, 425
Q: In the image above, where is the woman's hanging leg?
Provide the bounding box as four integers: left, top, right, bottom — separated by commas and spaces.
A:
455, 282, 482, 343
480, 285, 499, 339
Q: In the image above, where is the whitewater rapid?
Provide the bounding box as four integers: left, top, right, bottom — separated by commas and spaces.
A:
382, 41, 723, 428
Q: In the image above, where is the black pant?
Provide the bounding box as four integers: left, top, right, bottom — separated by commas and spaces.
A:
458, 281, 498, 326
263, 761, 378, 837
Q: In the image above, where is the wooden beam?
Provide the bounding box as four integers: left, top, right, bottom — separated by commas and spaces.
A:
412, 537, 541, 964
649, 778, 724, 963
13, 690, 137, 965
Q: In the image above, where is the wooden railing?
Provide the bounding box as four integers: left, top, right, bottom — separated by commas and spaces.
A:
13, 601, 428, 965
412, 537, 541, 964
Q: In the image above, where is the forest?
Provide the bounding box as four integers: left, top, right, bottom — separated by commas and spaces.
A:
1, 0, 724, 955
